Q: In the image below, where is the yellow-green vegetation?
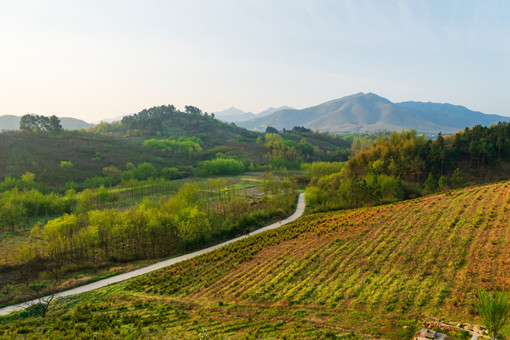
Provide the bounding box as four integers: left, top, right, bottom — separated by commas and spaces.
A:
2, 181, 510, 338
0, 173, 298, 309
306, 125, 510, 213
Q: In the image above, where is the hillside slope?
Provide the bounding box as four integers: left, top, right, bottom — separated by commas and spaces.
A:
0, 131, 183, 187
396, 101, 509, 129
3, 182, 509, 338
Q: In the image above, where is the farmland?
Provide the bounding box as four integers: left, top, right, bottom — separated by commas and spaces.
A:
2, 181, 509, 338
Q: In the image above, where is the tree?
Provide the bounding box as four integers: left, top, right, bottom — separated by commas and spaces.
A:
477, 289, 510, 339
424, 173, 437, 194
102, 166, 122, 185
411, 156, 425, 182
48, 115, 63, 132
184, 105, 202, 115
60, 160, 73, 169
177, 207, 211, 249
450, 168, 465, 188
20, 114, 39, 131
265, 126, 279, 134
438, 176, 448, 191
26, 284, 55, 317
133, 162, 158, 180
19, 114, 62, 132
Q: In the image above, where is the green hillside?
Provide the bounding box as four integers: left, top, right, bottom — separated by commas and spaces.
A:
0, 131, 184, 188
2, 181, 509, 338
0, 106, 351, 189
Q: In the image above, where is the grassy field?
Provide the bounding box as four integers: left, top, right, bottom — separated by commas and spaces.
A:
1, 181, 510, 338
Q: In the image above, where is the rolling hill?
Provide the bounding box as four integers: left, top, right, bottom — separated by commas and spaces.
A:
0, 115, 93, 131
0, 131, 186, 188
3, 181, 509, 338
239, 93, 510, 134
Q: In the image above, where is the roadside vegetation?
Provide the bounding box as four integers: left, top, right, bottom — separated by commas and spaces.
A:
0, 172, 299, 308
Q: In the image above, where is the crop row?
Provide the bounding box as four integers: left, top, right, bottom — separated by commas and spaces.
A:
128, 182, 510, 319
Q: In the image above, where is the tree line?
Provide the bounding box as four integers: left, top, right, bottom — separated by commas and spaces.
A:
20, 114, 62, 133
306, 122, 510, 212
14, 175, 297, 293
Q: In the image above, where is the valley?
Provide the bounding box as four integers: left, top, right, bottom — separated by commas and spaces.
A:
1, 105, 510, 339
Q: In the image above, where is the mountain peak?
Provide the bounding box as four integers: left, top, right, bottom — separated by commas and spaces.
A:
238, 93, 510, 134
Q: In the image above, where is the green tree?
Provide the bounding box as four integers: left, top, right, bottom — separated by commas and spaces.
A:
133, 162, 158, 180
0, 199, 27, 231
424, 173, 437, 194
48, 115, 63, 132
19, 114, 62, 132
477, 289, 510, 339
102, 166, 122, 185
20, 172, 36, 189
184, 105, 202, 115
265, 126, 279, 134
177, 207, 211, 249
438, 175, 448, 191
60, 160, 73, 169
450, 168, 465, 188
162, 167, 181, 180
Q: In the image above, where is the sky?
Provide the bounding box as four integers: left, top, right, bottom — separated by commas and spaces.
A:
1, 0, 509, 122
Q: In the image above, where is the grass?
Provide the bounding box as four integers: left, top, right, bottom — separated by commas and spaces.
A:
2, 181, 510, 338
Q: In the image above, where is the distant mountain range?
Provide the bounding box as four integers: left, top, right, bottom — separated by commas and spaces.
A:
213, 106, 294, 123
3, 94, 509, 135
237, 93, 510, 134
0, 115, 93, 131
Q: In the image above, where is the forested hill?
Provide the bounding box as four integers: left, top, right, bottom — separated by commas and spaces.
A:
0, 105, 351, 189
90, 104, 351, 163
91, 105, 260, 148
305, 122, 510, 213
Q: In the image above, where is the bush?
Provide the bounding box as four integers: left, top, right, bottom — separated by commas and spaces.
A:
196, 158, 245, 176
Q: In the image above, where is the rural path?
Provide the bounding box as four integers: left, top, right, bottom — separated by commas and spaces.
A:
0, 193, 306, 316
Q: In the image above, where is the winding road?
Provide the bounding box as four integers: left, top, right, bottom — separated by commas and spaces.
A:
0, 193, 306, 316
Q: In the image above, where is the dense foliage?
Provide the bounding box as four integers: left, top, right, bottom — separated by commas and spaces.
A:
306, 124, 510, 212
143, 137, 203, 155
0, 174, 298, 307
195, 158, 245, 176
19, 114, 62, 133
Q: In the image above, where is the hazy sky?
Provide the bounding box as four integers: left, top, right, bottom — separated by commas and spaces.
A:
1, 0, 509, 122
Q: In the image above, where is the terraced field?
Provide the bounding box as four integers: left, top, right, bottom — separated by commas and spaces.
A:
2, 182, 510, 339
